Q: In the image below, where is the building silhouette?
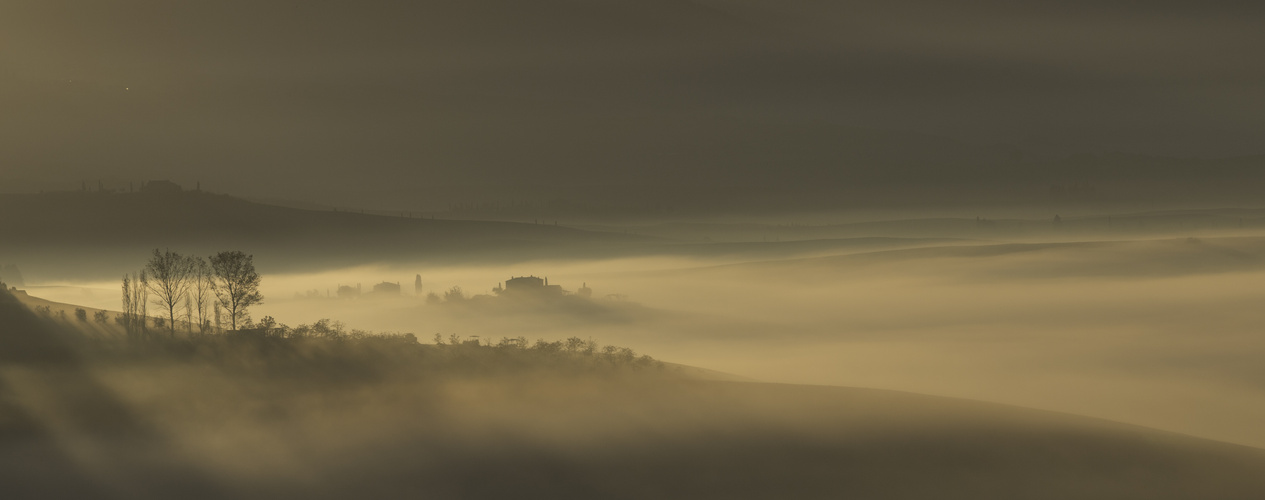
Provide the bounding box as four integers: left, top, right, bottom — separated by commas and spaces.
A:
499, 275, 564, 295
373, 281, 401, 295
337, 284, 361, 298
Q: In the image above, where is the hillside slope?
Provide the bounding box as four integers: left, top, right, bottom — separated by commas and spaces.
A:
3, 286, 1265, 499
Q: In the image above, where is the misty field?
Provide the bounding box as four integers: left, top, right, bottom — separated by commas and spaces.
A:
6, 1, 1265, 497
7, 202, 1265, 498
5, 282, 1265, 499
238, 232, 1265, 449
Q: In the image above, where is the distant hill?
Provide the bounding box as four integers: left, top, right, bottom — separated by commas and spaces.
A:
0, 191, 646, 279
0, 191, 1008, 281
8, 190, 1265, 282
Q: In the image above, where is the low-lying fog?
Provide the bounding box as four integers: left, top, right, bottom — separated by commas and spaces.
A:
27, 232, 1265, 450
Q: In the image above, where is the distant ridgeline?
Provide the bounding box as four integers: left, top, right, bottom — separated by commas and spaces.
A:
0, 184, 643, 280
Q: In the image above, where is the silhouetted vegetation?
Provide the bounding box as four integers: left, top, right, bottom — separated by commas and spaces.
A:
145, 248, 197, 338
122, 249, 264, 335
8, 281, 661, 381
209, 250, 263, 331
100, 251, 665, 377
140, 322, 659, 381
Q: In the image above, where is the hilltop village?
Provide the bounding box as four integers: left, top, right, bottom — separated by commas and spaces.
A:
297, 274, 607, 305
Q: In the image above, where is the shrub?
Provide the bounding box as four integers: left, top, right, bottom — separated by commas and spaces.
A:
443, 286, 466, 302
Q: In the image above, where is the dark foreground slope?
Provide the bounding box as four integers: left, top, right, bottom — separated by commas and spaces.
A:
2, 289, 1265, 500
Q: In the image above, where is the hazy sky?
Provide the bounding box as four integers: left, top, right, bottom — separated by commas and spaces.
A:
2, 1, 1263, 206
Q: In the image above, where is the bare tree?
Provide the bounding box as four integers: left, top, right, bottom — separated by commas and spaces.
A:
121, 272, 148, 338
191, 257, 213, 334
213, 301, 223, 333
209, 251, 263, 331
145, 248, 196, 338
121, 274, 133, 333
184, 295, 193, 334
137, 271, 148, 337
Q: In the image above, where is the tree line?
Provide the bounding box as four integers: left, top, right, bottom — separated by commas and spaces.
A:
122, 249, 263, 338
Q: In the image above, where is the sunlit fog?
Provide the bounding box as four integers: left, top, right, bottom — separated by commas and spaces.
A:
5, 1, 1265, 498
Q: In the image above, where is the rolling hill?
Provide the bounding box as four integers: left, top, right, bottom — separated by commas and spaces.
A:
3, 286, 1265, 499
0, 190, 647, 279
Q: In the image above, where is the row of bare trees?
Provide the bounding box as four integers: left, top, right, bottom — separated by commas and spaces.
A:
122, 249, 263, 337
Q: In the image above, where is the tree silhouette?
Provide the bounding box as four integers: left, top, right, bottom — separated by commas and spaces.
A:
191, 257, 214, 334
145, 249, 196, 338
184, 295, 193, 334
209, 251, 263, 332
137, 271, 148, 336
121, 274, 132, 332
123, 271, 150, 338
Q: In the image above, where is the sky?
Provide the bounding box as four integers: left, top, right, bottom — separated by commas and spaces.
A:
2, 0, 1263, 208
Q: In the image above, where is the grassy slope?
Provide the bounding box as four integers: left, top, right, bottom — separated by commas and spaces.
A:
3, 288, 1265, 499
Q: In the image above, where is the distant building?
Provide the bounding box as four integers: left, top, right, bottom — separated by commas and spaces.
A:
337, 284, 362, 298
505, 276, 544, 291
502, 275, 564, 295
140, 180, 182, 194
577, 282, 592, 298
373, 281, 401, 295
414, 274, 423, 295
